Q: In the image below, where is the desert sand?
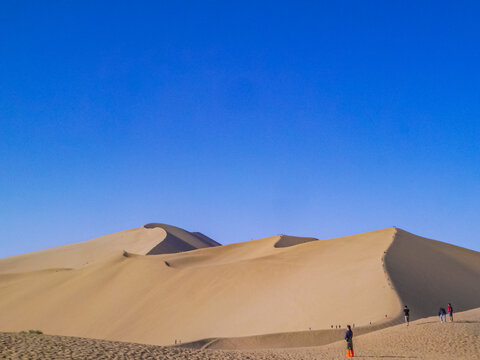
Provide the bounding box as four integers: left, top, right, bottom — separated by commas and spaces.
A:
0, 224, 479, 355
1, 307, 479, 359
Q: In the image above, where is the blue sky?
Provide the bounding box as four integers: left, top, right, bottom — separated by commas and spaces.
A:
1, 1, 479, 257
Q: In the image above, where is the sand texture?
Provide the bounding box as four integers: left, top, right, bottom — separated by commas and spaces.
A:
1, 307, 479, 359
0, 225, 478, 349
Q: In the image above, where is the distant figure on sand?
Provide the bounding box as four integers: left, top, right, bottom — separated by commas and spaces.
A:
439, 307, 447, 323
404, 305, 410, 326
448, 303, 454, 322
345, 325, 354, 357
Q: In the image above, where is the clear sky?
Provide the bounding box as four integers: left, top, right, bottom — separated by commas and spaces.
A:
1, 1, 479, 257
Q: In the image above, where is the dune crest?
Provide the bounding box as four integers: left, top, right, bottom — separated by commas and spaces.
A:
274, 235, 318, 248
161, 234, 319, 269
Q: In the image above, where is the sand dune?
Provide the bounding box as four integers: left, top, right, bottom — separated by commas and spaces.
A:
0, 224, 219, 274
0, 225, 478, 350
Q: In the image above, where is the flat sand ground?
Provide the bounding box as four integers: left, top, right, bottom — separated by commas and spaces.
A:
1, 308, 478, 360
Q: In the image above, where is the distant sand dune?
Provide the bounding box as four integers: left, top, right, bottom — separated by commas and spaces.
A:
0, 224, 219, 274
0, 225, 478, 349
163, 234, 318, 269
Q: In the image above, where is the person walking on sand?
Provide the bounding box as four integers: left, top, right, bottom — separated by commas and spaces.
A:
447, 303, 454, 322
403, 305, 410, 326
345, 325, 354, 357
439, 307, 447, 323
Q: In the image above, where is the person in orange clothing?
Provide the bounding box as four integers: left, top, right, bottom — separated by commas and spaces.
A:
345, 325, 354, 357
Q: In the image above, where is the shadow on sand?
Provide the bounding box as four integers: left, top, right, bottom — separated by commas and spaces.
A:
355, 356, 418, 359
415, 320, 480, 326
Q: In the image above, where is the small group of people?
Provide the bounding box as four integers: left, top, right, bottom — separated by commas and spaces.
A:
344, 303, 454, 358
404, 303, 454, 326
438, 303, 454, 323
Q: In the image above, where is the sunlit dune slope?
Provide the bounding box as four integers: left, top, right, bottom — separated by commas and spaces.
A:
0, 227, 399, 345
0, 224, 219, 274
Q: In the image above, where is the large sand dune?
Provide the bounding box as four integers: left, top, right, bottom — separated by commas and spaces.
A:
0, 225, 478, 349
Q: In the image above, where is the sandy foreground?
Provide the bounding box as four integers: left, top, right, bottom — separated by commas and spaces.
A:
1, 308, 479, 360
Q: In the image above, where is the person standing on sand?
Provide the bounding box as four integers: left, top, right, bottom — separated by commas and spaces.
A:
439, 307, 447, 323
448, 303, 454, 322
404, 305, 410, 326
345, 325, 354, 357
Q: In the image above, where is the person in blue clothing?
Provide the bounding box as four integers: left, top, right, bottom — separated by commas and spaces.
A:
345, 325, 354, 357
439, 307, 447, 323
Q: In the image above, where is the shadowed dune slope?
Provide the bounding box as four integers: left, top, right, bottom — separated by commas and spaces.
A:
0, 224, 219, 274
144, 223, 221, 255
384, 229, 480, 321
190, 232, 221, 247
274, 235, 318, 248
178, 322, 397, 350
